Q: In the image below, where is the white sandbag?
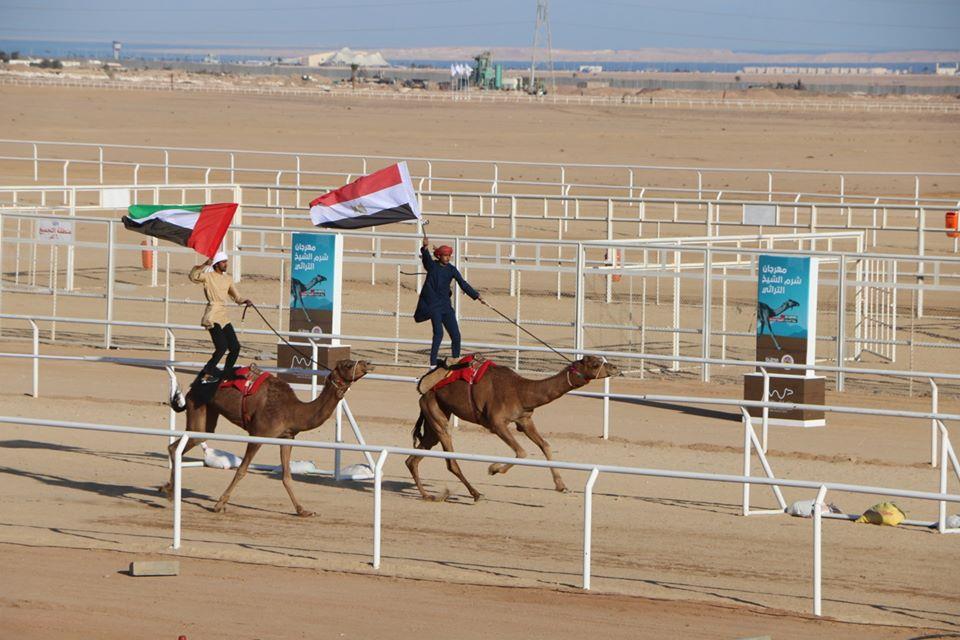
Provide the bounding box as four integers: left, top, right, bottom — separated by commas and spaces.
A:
787, 499, 842, 518
200, 443, 242, 469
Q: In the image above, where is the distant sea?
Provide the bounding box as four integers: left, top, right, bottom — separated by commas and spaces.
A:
0, 39, 944, 74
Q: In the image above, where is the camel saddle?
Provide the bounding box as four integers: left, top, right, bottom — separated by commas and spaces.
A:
417, 354, 494, 395
219, 364, 270, 397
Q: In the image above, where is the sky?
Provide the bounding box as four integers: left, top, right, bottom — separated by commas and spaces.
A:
0, 0, 958, 53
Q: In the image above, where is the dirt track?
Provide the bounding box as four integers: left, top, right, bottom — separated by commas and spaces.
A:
0, 85, 959, 637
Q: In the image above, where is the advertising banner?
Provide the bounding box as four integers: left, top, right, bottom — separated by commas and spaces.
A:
756, 255, 818, 375
289, 232, 342, 343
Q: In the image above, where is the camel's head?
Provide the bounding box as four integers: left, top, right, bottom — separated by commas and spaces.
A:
571, 355, 619, 381
333, 359, 374, 383
786, 299, 800, 309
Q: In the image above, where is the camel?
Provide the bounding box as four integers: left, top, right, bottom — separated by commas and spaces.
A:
405, 355, 619, 502
290, 274, 327, 320
162, 358, 373, 517
756, 299, 800, 351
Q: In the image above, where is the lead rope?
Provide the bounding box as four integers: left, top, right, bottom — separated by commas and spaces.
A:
242, 302, 330, 374
481, 300, 575, 364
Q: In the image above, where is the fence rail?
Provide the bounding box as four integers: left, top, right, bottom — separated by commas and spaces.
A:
0, 410, 956, 619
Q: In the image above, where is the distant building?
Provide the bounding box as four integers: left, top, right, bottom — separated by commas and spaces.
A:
578, 65, 602, 74
936, 62, 958, 76
741, 65, 893, 76
112, 41, 122, 61
202, 53, 221, 64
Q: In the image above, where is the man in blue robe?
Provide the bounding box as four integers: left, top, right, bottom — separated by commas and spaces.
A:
414, 237, 483, 365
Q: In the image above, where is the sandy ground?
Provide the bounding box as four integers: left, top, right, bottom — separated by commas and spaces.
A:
0, 85, 959, 637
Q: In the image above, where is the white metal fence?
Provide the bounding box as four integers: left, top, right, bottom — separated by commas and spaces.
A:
2, 138, 959, 207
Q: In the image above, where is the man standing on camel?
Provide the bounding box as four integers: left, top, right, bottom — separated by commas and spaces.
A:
414, 237, 483, 366
189, 251, 252, 383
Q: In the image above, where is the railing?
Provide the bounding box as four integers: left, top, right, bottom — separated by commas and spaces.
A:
1, 412, 957, 618
3, 74, 959, 113
2, 138, 958, 207
1, 312, 957, 467
2, 209, 959, 392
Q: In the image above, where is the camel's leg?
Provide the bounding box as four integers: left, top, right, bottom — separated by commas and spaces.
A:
213, 442, 262, 513
486, 419, 528, 477
161, 402, 216, 498
420, 398, 482, 502
280, 443, 314, 518
404, 420, 443, 501
517, 415, 567, 492
767, 320, 782, 351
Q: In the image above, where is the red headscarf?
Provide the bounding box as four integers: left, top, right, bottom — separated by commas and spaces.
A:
433, 245, 453, 258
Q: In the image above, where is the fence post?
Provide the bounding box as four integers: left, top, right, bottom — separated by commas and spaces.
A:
760, 368, 770, 452
582, 467, 600, 590
917, 207, 925, 318
931, 378, 939, 468
509, 197, 517, 296
172, 433, 190, 549
602, 377, 610, 439
575, 243, 584, 355
702, 249, 712, 382
29, 318, 39, 397
812, 484, 828, 616
32, 143, 38, 181
105, 221, 115, 349
836, 255, 846, 391
163, 150, 169, 184
372, 450, 388, 569
98, 146, 104, 184
166, 328, 177, 436
741, 408, 751, 515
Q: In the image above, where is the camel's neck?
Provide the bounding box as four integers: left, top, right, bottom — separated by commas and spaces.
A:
291, 380, 347, 433
519, 368, 582, 408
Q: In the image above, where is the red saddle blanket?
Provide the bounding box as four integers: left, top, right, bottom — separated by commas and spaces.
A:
433, 355, 495, 392
219, 366, 271, 397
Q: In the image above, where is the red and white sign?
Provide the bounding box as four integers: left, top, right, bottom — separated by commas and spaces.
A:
36, 219, 74, 244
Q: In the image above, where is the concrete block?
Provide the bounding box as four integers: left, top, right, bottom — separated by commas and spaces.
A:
129, 560, 180, 576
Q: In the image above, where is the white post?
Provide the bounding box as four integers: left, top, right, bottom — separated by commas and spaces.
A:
334, 404, 343, 481
29, 319, 39, 398
574, 243, 584, 355
105, 222, 115, 349
836, 255, 846, 391
742, 408, 751, 515
672, 251, 680, 371
172, 433, 190, 549
812, 484, 828, 616
166, 329, 177, 437
163, 150, 169, 184
509, 197, 517, 296
602, 377, 610, 440
702, 249, 712, 382
582, 467, 600, 590
310, 340, 319, 399
931, 378, 939, 468
917, 207, 925, 318
66, 188, 76, 290
761, 368, 770, 453
939, 422, 949, 532
372, 450, 388, 569
98, 146, 104, 184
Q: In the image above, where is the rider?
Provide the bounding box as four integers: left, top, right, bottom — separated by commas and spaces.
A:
189, 251, 252, 382
414, 237, 483, 366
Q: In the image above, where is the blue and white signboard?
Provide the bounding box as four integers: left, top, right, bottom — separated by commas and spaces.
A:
756, 255, 818, 374
290, 232, 342, 343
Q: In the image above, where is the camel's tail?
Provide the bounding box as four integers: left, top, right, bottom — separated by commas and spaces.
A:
168, 369, 187, 413
411, 412, 426, 448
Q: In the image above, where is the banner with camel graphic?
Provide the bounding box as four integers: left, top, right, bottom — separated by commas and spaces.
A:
289, 231, 342, 341
756, 254, 819, 374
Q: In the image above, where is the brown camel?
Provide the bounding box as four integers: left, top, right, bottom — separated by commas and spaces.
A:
162, 359, 373, 517
405, 355, 618, 502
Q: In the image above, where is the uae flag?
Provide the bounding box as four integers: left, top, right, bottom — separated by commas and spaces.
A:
122, 203, 238, 258
309, 162, 421, 229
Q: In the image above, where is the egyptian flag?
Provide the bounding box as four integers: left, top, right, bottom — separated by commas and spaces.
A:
122, 203, 238, 258
309, 162, 421, 229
